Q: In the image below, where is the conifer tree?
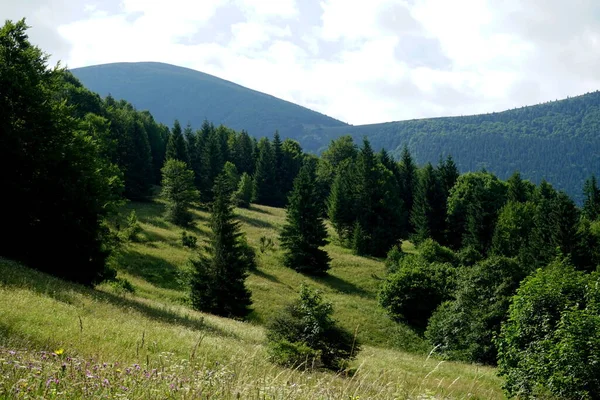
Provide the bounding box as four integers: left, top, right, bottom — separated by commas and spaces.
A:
222, 161, 239, 195
161, 159, 199, 226
280, 162, 331, 275
506, 172, 533, 203
280, 139, 304, 199
200, 130, 225, 202
411, 163, 445, 244
235, 172, 253, 208
272, 131, 285, 206
438, 155, 459, 197
583, 175, 600, 221
190, 175, 253, 318
327, 159, 357, 242
124, 116, 153, 199
399, 145, 418, 234
252, 138, 278, 206
166, 120, 189, 164
232, 130, 255, 175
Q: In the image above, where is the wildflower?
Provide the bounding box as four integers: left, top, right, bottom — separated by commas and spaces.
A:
103, 378, 110, 387
54, 349, 64, 356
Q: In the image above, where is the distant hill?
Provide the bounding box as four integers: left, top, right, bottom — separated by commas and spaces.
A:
315, 92, 600, 202
71, 62, 347, 149
72, 62, 600, 202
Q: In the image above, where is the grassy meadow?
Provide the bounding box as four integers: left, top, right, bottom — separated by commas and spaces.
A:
0, 200, 504, 399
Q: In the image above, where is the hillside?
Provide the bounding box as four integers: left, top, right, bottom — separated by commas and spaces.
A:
71, 62, 347, 149
0, 201, 503, 399
315, 92, 600, 202
72, 62, 599, 201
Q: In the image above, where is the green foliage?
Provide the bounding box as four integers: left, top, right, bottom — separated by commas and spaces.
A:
161, 159, 199, 226
0, 19, 122, 285
417, 239, 458, 266
446, 171, 507, 253
181, 231, 197, 249
425, 256, 527, 365
385, 244, 405, 274
583, 175, 600, 221
122, 210, 143, 242
379, 255, 456, 329
280, 162, 331, 275
190, 175, 253, 318
327, 159, 357, 241
266, 285, 360, 370
497, 260, 600, 399
491, 201, 536, 259
222, 161, 239, 195
165, 120, 190, 165
410, 163, 446, 244
252, 138, 278, 206
399, 145, 418, 234
109, 277, 136, 295
234, 172, 253, 208
258, 236, 275, 253
351, 221, 369, 256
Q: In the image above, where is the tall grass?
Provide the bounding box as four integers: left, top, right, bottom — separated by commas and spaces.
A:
0, 200, 504, 398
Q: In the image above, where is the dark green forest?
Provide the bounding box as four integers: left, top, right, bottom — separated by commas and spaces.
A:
73, 62, 600, 203
4, 19, 600, 399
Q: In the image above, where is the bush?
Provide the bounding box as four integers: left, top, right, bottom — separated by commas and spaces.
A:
266, 285, 360, 371
385, 244, 405, 274
258, 236, 275, 253
121, 211, 142, 242
181, 231, 197, 248
109, 277, 136, 295
378, 255, 456, 329
425, 256, 527, 364
418, 239, 458, 266
456, 245, 483, 267
496, 260, 600, 399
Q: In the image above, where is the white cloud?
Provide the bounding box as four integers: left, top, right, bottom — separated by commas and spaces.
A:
10, 0, 600, 125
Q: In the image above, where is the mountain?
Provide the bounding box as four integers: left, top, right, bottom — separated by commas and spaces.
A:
71, 62, 347, 149
316, 92, 600, 202
72, 62, 600, 202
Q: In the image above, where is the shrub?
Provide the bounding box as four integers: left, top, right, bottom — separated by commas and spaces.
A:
181, 231, 197, 248
456, 245, 483, 267
122, 211, 142, 242
425, 256, 527, 364
418, 239, 458, 266
266, 285, 359, 371
109, 277, 136, 295
379, 255, 456, 329
258, 236, 275, 253
496, 260, 600, 399
384, 244, 405, 274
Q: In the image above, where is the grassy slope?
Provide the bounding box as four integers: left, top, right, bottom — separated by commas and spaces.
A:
0, 201, 503, 399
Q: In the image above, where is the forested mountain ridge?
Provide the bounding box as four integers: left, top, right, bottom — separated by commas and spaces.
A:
314, 91, 600, 202
72, 61, 599, 202
71, 62, 347, 150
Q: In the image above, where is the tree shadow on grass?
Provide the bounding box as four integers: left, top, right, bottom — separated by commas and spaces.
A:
113, 250, 183, 291
247, 205, 274, 215
236, 214, 275, 229
0, 260, 236, 339
251, 268, 281, 284
308, 273, 373, 299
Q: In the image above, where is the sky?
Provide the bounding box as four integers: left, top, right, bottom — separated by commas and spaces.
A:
5, 0, 600, 125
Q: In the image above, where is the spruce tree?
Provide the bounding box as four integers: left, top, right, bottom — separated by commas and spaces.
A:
411, 163, 445, 244
399, 145, 418, 235
166, 120, 189, 164
327, 159, 357, 242
235, 172, 253, 208
272, 131, 285, 206
124, 116, 153, 199
252, 138, 278, 206
190, 175, 253, 318
200, 130, 225, 202
583, 175, 600, 221
232, 130, 255, 175
161, 159, 199, 226
280, 162, 331, 275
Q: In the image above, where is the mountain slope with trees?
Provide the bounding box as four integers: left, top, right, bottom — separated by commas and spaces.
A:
73, 62, 600, 202
71, 62, 347, 150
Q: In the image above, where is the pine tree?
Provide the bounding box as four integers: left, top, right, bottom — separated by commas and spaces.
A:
200, 130, 225, 202
235, 172, 253, 208
506, 172, 531, 203
438, 155, 459, 197
232, 130, 255, 175
280, 162, 331, 275
190, 175, 253, 318
166, 120, 189, 164
327, 159, 357, 242
124, 115, 153, 199
399, 145, 418, 235
272, 131, 285, 206
280, 139, 304, 199
161, 159, 199, 226
222, 161, 239, 195
252, 138, 278, 206
411, 163, 445, 244
583, 175, 600, 221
